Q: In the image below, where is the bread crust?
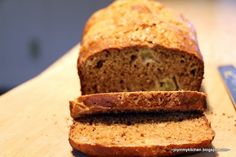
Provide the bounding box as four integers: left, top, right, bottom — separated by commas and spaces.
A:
69, 91, 206, 118
69, 139, 213, 157
78, 0, 203, 66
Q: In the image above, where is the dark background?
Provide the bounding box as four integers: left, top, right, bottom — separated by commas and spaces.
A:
0, 0, 113, 94
0, 0, 235, 95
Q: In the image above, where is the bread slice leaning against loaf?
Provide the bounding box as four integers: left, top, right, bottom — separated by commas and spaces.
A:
69, 91, 206, 118
78, 0, 204, 94
69, 112, 215, 157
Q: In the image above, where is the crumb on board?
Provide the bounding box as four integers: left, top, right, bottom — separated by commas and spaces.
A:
65, 117, 70, 121
222, 113, 225, 116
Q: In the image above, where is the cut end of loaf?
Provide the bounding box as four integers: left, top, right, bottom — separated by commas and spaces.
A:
69, 112, 214, 157
78, 47, 204, 94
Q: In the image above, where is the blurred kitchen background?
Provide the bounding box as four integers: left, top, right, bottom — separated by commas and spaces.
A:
0, 0, 236, 95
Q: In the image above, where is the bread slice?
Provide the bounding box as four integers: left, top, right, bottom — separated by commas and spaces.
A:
69, 91, 206, 118
69, 112, 214, 157
78, 0, 204, 94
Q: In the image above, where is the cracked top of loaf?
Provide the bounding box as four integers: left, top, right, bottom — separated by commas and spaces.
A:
78, 0, 202, 64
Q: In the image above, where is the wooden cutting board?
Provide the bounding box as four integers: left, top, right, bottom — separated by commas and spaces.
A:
0, 44, 235, 157
1, 1, 236, 156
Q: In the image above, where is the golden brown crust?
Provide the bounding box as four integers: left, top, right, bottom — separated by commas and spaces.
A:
69, 138, 213, 157
69, 91, 207, 118
78, 0, 203, 65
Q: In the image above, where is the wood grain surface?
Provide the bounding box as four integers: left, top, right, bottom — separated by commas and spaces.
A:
0, 1, 236, 157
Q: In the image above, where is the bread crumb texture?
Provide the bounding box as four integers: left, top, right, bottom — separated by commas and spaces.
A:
69, 112, 214, 156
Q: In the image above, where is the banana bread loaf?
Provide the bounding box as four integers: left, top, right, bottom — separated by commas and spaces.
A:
78, 0, 204, 94
70, 91, 206, 118
69, 112, 214, 157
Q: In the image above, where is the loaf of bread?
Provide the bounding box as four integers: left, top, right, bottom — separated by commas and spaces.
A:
70, 91, 206, 118
70, 1, 214, 156
69, 112, 214, 157
78, 0, 204, 94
